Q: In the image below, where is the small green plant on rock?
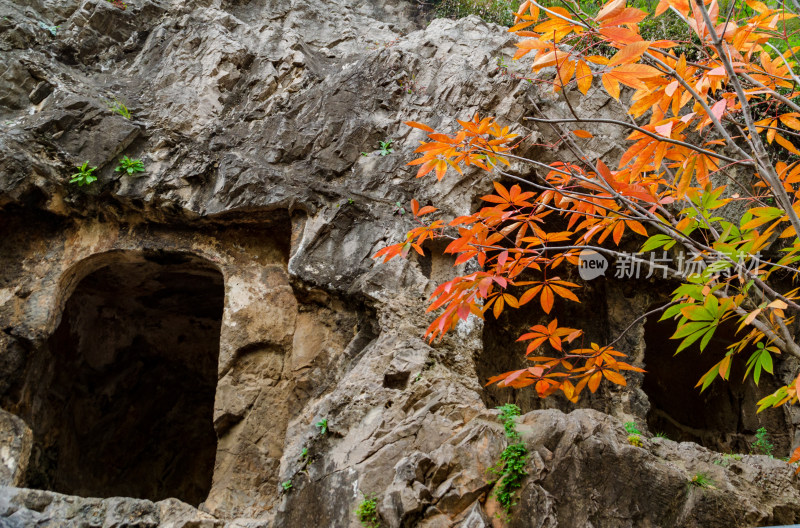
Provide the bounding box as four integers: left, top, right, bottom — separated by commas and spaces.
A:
281, 480, 292, 492
624, 421, 643, 446
627, 435, 643, 447
714, 453, 744, 467
654, 432, 668, 439
689, 473, 715, 489
623, 422, 642, 435
70, 161, 98, 186
379, 140, 393, 156
115, 156, 145, 175
355, 495, 380, 528
488, 404, 528, 517
752, 427, 774, 456
496, 55, 509, 71
315, 418, 328, 436
107, 98, 131, 119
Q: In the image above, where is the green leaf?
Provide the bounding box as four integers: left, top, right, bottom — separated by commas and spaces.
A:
739, 211, 754, 231
672, 283, 704, 302
683, 305, 713, 322
717, 222, 735, 243
661, 302, 693, 321
700, 367, 718, 392
673, 321, 707, 338
757, 387, 787, 412
744, 347, 774, 386
675, 327, 707, 353
760, 348, 774, 375
641, 234, 674, 252
698, 327, 716, 351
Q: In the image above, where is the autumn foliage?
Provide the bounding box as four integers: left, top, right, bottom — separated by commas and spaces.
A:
375, 0, 800, 459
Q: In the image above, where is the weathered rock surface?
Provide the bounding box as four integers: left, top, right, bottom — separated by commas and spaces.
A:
0, 486, 232, 527
1, 0, 800, 526
0, 411, 31, 488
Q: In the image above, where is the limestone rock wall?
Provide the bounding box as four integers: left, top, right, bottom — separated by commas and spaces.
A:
2, 0, 800, 526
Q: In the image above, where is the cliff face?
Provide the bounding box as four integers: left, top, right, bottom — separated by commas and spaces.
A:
2, 0, 800, 526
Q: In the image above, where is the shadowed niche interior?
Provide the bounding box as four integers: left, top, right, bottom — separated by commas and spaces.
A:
22, 252, 224, 506
642, 310, 791, 455
478, 277, 615, 414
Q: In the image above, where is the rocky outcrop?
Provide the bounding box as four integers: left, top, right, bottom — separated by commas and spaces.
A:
2, 0, 800, 526
0, 486, 229, 527
0, 411, 31, 488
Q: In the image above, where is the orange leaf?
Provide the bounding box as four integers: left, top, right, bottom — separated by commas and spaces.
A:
493, 295, 505, 319
603, 369, 627, 386
789, 446, 800, 471
519, 285, 542, 305
795, 374, 800, 402
602, 7, 648, 26
435, 159, 448, 181
576, 60, 593, 95
588, 371, 603, 392
780, 113, 800, 130
602, 73, 621, 99
596, 0, 627, 22
405, 121, 434, 132
573, 129, 594, 138
775, 134, 800, 156
540, 286, 555, 313
607, 41, 650, 68
719, 355, 732, 380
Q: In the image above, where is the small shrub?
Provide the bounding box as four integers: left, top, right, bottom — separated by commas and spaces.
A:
751, 427, 774, 456
627, 435, 643, 447
623, 421, 642, 436
497, 404, 521, 440
355, 496, 380, 528
115, 156, 145, 175
623, 422, 644, 447
315, 418, 328, 435
654, 432, 668, 439
689, 473, 715, 489
281, 480, 292, 492
488, 404, 527, 516
714, 453, 744, 467
70, 161, 98, 186
108, 98, 131, 119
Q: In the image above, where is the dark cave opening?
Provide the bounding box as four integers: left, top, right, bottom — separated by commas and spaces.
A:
23, 252, 224, 505
478, 275, 616, 414
642, 310, 791, 455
